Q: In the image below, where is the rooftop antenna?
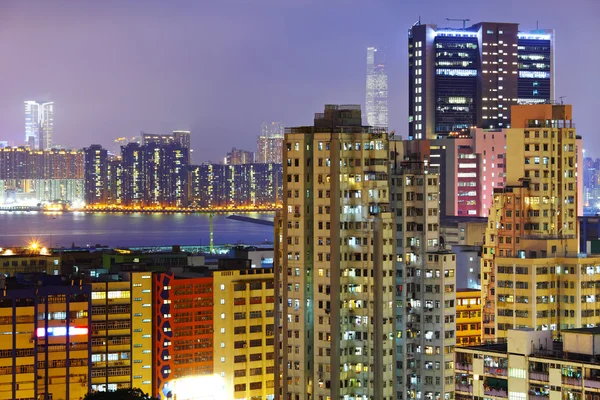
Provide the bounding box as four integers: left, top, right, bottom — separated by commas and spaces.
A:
537, 20, 539, 30
559, 96, 566, 105
446, 18, 471, 29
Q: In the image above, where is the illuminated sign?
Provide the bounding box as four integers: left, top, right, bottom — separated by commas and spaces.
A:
435, 31, 478, 38
36, 326, 89, 337
517, 33, 551, 41
518, 71, 551, 79
436, 69, 477, 77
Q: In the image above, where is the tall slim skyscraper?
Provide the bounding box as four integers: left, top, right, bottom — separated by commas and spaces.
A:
83, 145, 108, 205
408, 21, 554, 139
275, 105, 395, 399
24, 101, 54, 150
257, 122, 284, 164
390, 141, 457, 400
366, 47, 388, 129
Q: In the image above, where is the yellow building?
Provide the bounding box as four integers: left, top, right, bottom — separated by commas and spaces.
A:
482, 104, 581, 340
0, 274, 90, 400
276, 105, 396, 400
455, 328, 600, 400
456, 289, 481, 347
0, 247, 61, 276
212, 267, 275, 400
90, 271, 153, 393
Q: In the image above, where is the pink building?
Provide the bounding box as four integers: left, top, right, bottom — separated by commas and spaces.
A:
398, 130, 507, 218
472, 129, 507, 217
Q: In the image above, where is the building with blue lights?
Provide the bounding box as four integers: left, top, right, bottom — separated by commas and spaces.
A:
408, 21, 554, 139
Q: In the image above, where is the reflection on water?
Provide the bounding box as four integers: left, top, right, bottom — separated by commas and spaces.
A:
0, 212, 275, 248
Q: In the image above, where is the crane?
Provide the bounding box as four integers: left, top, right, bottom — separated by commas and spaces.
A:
446, 18, 471, 29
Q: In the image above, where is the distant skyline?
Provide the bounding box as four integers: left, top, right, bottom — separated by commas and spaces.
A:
0, 0, 599, 160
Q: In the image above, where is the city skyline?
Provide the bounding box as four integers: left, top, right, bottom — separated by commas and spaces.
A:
1, 0, 598, 160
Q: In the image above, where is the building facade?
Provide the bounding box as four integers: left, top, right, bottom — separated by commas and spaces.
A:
226, 148, 255, 165
408, 22, 554, 139
366, 47, 388, 129
0, 147, 84, 204
257, 122, 284, 164
0, 274, 91, 400
455, 289, 482, 347
390, 144, 457, 400
481, 104, 583, 341
25, 101, 54, 150
213, 267, 275, 400
90, 272, 154, 393
190, 163, 282, 209
84, 145, 108, 205
275, 105, 396, 400
455, 328, 600, 400
153, 272, 214, 399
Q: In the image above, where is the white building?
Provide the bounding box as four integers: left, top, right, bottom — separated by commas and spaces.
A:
24, 100, 54, 150
366, 47, 388, 129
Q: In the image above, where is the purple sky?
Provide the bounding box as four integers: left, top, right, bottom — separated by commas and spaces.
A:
0, 0, 598, 162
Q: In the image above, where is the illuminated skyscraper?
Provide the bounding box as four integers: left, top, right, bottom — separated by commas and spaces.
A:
408, 21, 554, 139
275, 105, 395, 399
83, 145, 108, 205
225, 147, 254, 165
390, 142, 457, 400
24, 101, 54, 150
366, 47, 388, 129
257, 122, 284, 164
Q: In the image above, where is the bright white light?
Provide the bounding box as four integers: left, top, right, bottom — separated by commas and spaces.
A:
167, 375, 226, 400
36, 326, 89, 337
435, 30, 478, 38
71, 200, 86, 210
517, 33, 551, 41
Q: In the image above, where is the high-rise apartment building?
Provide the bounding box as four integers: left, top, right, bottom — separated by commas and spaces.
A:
84, 145, 108, 205
120, 143, 146, 207
399, 129, 506, 219
0, 147, 84, 204
141, 130, 191, 162
226, 147, 255, 165
190, 163, 282, 209
366, 47, 388, 129
90, 272, 154, 393
24, 101, 54, 150
275, 105, 395, 399
481, 104, 598, 341
0, 274, 91, 400
153, 272, 214, 399
389, 144, 457, 400
257, 122, 284, 164
408, 22, 554, 139
213, 267, 275, 400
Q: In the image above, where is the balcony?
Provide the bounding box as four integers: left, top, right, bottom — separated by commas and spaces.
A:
484, 388, 508, 398
584, 378, 600, 390
455, 362, 473, 372
529, 372, 549, 382
562, 376, 582, 386
485, 366, 508, 377
455, 384, 472, 394
529, 395, 549, 400
484, 378, 508, 398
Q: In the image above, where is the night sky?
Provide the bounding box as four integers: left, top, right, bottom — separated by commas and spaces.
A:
0, 0, 598, 161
